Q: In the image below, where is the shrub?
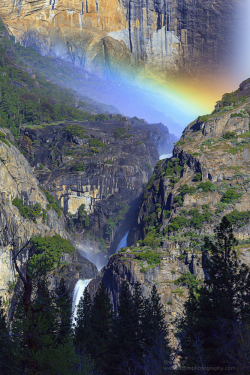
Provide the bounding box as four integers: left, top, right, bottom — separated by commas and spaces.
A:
71, 163, 85, 172
221, 189, 241, 203
164, 210, 170, 219
193, 173, 202, 182
39, 187, 63, 218
225, 209, 250, 227
135, 251, 161, 267
114, 127, 126, 139
39, 163, 44, 170
12, 197, 43, 222
64, 125, 88, 139
174, 272, 200, 291
0, 131, 10, 147
89, 138, 105, 147
198, 181, 214, 192
223, 132, 236, 140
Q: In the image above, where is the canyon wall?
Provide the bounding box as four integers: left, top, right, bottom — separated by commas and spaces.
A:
0, 0, 238, 78
0, 128, 97, 310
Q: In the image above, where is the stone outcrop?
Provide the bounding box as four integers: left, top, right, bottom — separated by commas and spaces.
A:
0, 0, 238, 78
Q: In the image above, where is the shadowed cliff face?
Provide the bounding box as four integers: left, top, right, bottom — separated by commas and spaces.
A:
0, 0, 238, 79
18, 119, 173, 265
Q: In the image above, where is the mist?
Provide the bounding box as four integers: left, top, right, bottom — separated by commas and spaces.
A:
231, 1, 250, 86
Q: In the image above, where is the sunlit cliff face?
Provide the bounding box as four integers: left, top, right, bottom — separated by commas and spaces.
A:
0, 0, 247, 132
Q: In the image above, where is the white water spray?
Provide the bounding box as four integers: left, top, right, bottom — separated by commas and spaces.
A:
160, 153, 172, 160
72, 279, 92, 323
116, 231, 129, 253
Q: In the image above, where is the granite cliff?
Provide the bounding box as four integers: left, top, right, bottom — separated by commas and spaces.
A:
0, 0, 238, 78
88, 78, 250, 345
0, 128, 97, 312
18, 118, 173, 266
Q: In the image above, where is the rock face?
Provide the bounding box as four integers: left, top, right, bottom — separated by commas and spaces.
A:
0, 129, 96, 309
0, 0, 238, 78
87, 79, 250, 345
19, 119, 172, 264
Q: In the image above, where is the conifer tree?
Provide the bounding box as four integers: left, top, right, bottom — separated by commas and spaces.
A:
111, 281, 141, 374
88, 283, 113, 373
12, 280, 77, 375
179, 217, 250, 373
0, 297, 19, 374
55, 278, 72, 344
74, 288, 92, 352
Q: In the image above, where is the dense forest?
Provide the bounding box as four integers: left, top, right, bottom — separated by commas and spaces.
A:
1, 219, 250, 374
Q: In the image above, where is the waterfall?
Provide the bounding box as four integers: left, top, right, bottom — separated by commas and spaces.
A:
72, 279, 92, 323
160, 153, 172, 160
116, 231, 129, 253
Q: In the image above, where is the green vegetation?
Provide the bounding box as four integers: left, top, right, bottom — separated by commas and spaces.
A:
223, 131, 236, 140
221, 188, 241, 203
89, 138, 105, 147
12, 197, 44, 223
74, 282, 170, 374
39, 187, 63, 217
91, 147, 100, 154
179, 218, 250, 372
0, 32, 112, 136
71, 163, 85, 172
29, 235, 75, 274
164, 206, 211, 233
174, 184, 197, 207
64, 124, 89, 139
0, 130, 10, 147
174, 272, 200, 291
197, 115, 210, 123
231, 111, 248, 118
193, 172, 202, 182
113, 127, 126, 139
77, 204, 90, 228
164, 158, 183, 178
202, 138, 214, 147
198, 181, 215, 192
136, 251, 161, 267
225, 209, 250, 227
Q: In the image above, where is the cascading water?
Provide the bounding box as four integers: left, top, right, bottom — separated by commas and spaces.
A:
116, 231, 129, 253
72, 279, 92, 323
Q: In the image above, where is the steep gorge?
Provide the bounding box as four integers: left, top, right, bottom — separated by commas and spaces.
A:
88, 78, 250, 344
19, 119, 174, 266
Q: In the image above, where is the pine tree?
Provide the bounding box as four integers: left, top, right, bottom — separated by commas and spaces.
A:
0, 297, 19, 374
141, 285, 172, 373
74, 288, 92, 352
88, 283, 113, 372
179, 217, 250, 373
11, 280, 77, 375
132, 282, 144, 358
111, 281, 141, 373
55, 278, 72, 344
